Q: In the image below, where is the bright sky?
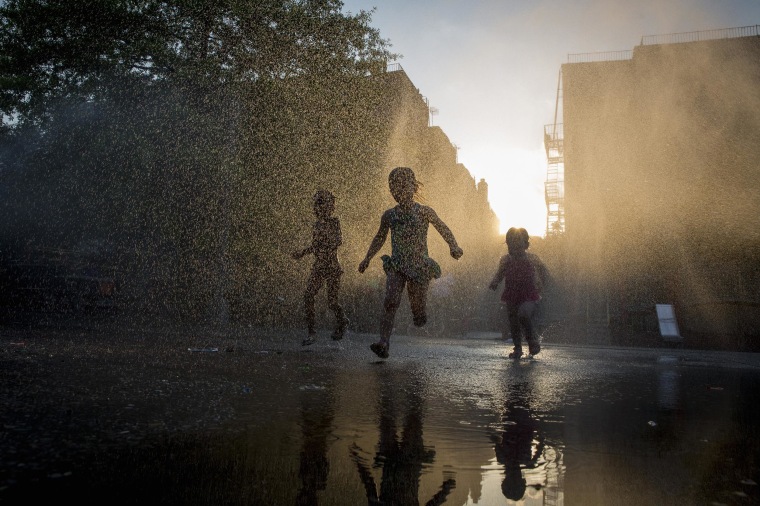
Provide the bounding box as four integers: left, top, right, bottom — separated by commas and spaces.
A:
341, 0, 760, 236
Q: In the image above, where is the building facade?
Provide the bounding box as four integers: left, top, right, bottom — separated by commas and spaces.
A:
555, 26, 760, 349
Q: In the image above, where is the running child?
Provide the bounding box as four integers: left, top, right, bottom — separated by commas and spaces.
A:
489, 227, 548, 358
358, 167, 463, 358
293, 189, 349, 346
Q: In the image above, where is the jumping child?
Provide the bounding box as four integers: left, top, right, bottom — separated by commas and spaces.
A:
293, 189, 349, 346
358, 167, 463, 358
489, 227, 548, 358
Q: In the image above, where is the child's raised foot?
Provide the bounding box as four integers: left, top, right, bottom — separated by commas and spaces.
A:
370, 341, 389, 359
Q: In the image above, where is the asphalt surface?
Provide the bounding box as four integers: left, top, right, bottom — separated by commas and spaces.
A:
1, 321, 759, 505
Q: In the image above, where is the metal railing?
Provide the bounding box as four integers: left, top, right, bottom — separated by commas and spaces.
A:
641, 24, 759, 46
544, 123, 564, 142
566, 25, 759, 64
567, 50, 632, 63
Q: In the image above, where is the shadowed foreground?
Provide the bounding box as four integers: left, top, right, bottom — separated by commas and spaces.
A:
1, 320, 759, 505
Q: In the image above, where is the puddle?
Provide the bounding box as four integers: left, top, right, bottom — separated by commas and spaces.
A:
3, 346, 759, 505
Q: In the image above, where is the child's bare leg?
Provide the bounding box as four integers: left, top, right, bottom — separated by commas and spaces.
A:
407, 279, 429, 327
507, 304, 522, 357
500, 304, 510, 340
379, 272, 406, 343
326, 275, 348, 339
518, 301, 539, 355
303, 272, 323, 337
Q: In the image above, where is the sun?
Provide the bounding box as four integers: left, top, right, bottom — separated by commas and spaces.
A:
462, 146, 548, 238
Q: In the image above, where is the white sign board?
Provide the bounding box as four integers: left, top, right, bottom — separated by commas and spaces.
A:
656, 304, 682, 342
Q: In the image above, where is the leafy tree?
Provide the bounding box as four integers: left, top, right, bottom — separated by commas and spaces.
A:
0, 0, 397, 322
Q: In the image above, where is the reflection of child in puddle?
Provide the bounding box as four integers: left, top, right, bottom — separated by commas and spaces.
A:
296, 383, 335, 506
350, 367, 456, 505
493, 385, 545, 501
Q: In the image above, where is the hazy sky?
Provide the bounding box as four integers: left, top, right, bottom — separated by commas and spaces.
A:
341, 0, 760, 236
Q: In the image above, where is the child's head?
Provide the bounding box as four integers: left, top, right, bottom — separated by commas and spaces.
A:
506, 227, 529, 255
312, 189, 335, 218
501, 467, 527, 500
388, 166, 419, 204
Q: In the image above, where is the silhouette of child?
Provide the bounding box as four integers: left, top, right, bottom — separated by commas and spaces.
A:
489, 227, 548, 358
293, 189, 349, 346
358, 167, 463, 358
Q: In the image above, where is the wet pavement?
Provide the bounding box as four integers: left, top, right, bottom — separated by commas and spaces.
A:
1, 325, 759, 505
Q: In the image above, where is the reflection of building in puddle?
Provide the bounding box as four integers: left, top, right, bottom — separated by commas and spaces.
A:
527, 445, 564, 506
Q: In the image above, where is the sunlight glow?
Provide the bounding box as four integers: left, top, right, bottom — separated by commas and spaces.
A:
461, 146, 548, 237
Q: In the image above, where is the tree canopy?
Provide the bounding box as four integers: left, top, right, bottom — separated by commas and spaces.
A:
0, 0, 397, 322
0, 0, 394, 126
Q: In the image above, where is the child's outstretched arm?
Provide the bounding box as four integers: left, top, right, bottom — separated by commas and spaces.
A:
358, 212, 390, 273
488, 257, 508, 290
424, 207, 463, 259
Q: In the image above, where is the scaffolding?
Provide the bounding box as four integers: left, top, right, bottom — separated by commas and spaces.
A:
544, 68, 565, 236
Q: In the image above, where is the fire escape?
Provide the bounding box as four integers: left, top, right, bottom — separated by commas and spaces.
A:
544, 69, 564, 236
